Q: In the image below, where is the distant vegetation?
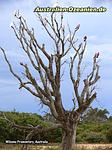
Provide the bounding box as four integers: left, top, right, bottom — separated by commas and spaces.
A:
0, 108, 112, 144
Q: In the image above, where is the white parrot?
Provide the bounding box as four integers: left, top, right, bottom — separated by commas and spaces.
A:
53, 1, 59, 7
10, 22, 14, 28
75, 24, 80, 31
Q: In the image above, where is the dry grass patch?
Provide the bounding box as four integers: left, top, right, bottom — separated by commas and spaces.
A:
0, 144, 112, 150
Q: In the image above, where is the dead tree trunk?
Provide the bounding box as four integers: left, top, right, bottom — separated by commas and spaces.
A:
22, 130, 34, 150
22, 144, 28, 150
61, 124, 77, 150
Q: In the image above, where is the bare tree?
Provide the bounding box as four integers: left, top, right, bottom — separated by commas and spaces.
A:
0, 11, 100, 150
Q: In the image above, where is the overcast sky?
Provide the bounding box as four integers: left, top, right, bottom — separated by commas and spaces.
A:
0, 0, 112, 115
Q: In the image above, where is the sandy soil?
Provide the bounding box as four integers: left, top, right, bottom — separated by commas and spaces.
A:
1, 144, 112, 150
34, 144, 112, 150
75, 144, 112, 150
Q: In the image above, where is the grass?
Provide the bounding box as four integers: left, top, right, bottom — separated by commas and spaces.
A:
0, 144, 22, 150
0, 144, 112, 150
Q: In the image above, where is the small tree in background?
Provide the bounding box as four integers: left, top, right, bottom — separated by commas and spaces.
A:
82, 108, 109, 123
0, 11, 100, 150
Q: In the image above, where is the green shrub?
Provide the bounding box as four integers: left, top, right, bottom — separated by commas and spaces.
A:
106, 128, 112, 142
85, 132, 105, 143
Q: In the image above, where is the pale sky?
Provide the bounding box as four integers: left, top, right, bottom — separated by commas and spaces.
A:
0, 0, 112, 115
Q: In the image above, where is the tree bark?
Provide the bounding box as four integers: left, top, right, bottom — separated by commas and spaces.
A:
61, 124, 77, 150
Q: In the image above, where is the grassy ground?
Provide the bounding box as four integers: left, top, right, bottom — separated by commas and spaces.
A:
0, 144, 112, 150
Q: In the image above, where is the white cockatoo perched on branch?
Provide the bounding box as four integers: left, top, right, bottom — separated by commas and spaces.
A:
94, 52, 100, 58
84, 36, 87, 42
13, 10, 21, 19
62, 25, 65, 32
53, 1, 60, 7
75, 24, 80, 31
13, 10, 17, 16
10, 22, 14, 28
